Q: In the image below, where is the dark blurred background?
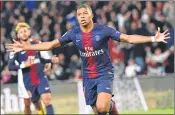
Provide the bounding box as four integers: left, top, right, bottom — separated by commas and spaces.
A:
0, 1, 174, 84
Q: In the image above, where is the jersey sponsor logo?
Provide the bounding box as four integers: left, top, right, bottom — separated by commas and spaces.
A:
79, 49, 104, 57
80, 47, 104, 57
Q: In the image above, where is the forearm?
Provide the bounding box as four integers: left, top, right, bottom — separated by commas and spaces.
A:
8, 61, 27, 70
24, 42, 53, 51
8, 62, 20, 70
120, 34, 153, 44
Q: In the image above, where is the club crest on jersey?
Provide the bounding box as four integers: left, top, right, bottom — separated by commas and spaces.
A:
95, 35, 100, 41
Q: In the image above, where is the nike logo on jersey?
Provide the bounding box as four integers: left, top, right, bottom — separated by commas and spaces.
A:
76, 40, 81, 42
106, 87, 111, 90
45, 87, 50, 90
108, 71, 113, 74
9, 53, 15, 59
21, 51, 26, 54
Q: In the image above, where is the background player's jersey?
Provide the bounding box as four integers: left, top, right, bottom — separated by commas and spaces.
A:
8, 39, 52, 88
17, 69, 30, 98
58, 24, 121, 78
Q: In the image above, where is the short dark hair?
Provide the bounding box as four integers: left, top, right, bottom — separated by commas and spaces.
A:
77, 3, 92, 14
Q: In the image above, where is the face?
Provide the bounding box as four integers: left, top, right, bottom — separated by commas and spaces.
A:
17, 27, 31, 41
77, 7, 93, 27
155, 48, 161, 55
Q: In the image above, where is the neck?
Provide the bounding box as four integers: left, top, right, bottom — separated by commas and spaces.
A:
81, 21, 94, 33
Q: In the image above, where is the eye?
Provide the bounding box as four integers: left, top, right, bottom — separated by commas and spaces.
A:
20, 31, 23, 34
78, 13, 81, 16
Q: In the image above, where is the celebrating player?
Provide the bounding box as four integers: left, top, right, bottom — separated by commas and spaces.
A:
8, 23, 59, 114
6, 4, 170, 115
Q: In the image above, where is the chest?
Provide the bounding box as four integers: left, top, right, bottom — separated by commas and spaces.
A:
73, 30, 107, 51
18, 51, 40, 62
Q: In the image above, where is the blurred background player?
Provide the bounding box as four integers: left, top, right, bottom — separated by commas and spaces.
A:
16, 59, 53, 114
8, 23, 59, 114
15, 59, 49, 114
6, 4, 170, 115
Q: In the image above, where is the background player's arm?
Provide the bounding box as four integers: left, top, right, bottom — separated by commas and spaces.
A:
40, 51, 59, 64
8, 53, 33, 71
119, 27, 170, 44
8, 53, 21, 71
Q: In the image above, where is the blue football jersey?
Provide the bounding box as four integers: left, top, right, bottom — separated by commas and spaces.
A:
58, 24, 121, 78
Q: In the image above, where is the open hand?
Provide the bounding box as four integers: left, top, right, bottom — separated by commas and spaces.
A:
6, 39, 24, 53
154, 27, 170, 43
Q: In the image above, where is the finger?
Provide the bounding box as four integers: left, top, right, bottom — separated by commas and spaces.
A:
165, 36, 170, 39
158, 27, 160, 32
5, 47, 13, 51
13, 39, 18, 43
163, 29, 168, 34
6, 44, 15, 47
162, 40, 167, 43
5, 45, 14, 50
6, 49, 14, 52
165, 33, 170, 37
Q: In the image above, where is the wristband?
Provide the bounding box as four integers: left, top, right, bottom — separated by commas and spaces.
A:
20, 63, 26, 69
151, 36, 155, 42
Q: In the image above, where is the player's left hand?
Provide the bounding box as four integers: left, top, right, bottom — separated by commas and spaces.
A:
154, 27, 170, 43
51, 55, 59, 64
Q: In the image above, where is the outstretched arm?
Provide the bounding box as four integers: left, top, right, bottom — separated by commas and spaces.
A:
6, 39, 61, 53
8, 52, 34, 71
120, 27, 170, 44
6, 30, 73, 53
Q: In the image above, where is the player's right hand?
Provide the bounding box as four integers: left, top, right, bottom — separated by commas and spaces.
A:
25, 57, 34, 67
6, 39, 24, 53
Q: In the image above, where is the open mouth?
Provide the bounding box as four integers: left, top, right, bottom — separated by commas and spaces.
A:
81, 20, 86, 23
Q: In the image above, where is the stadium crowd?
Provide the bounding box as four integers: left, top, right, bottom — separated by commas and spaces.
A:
0, 1, 174, 84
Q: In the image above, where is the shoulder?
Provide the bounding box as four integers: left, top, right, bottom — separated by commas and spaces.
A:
30, 38, 42, 44
9, 52, 19, 59
95, 23, 106, 30
71, 26, 81, 34
95, 24, 113, 32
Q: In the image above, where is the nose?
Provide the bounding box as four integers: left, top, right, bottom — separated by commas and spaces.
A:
80, 15, 85, 19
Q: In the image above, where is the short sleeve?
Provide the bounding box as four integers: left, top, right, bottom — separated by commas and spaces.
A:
104, 26, 121, 41
58, 30, 73, 46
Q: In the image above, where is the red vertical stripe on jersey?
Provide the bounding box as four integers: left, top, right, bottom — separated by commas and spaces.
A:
27, 51, 39, 86
82, 32, 98, 78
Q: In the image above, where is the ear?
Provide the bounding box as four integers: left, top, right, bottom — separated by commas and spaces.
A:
28, 29, 32, 36
91, 13, 94, 19
17, 33, 20, 39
